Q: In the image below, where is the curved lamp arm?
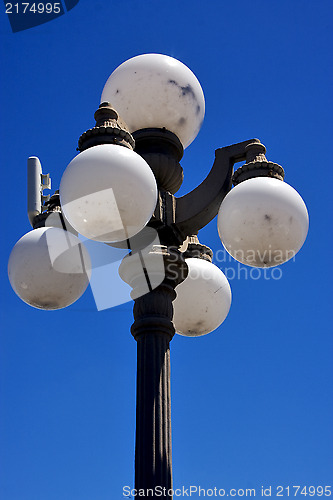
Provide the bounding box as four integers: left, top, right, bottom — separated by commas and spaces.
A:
174, 138, 261, 238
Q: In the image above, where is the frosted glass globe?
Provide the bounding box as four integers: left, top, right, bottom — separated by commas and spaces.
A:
100, 53, 205, 148
173, 258, 231, 337
8, 227, 91, 310
60, 144, 157, 243
217, 177, 309, 268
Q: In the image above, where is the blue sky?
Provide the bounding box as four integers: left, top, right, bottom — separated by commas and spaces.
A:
1, 1, 333, 499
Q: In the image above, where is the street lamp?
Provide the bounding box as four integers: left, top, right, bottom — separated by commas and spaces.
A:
8, 53, 309, 497
172, 236, 232, 337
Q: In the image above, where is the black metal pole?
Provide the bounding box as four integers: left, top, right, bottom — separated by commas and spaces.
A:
131, 283, 175, 496
122, 242, 188, 499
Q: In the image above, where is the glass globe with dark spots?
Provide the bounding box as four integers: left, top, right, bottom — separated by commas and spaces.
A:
100, 53, 205, 148
217, 177, 309, 268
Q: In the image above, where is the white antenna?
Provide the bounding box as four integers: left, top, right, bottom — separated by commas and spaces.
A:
27, 157, 51, 227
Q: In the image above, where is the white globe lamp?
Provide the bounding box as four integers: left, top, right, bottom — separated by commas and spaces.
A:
8, 227, 91, 310
100, 53, 205, 148
60, 143, 158, 243
217, 177, 309, 267
173, 258, 232, 337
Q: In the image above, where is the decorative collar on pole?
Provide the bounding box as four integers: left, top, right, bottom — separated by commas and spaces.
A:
77, 102, 135, 152
232, 141, 285, 185
181, 234, 213, 262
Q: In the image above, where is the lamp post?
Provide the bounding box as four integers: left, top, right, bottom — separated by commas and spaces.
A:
8, 54, 309, 498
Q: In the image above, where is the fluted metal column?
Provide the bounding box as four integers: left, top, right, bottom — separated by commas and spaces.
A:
124, 241, 188, 500
131, 283, 175, 495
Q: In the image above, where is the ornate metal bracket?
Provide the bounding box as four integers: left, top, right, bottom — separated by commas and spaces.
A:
174, 139, 263, 239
